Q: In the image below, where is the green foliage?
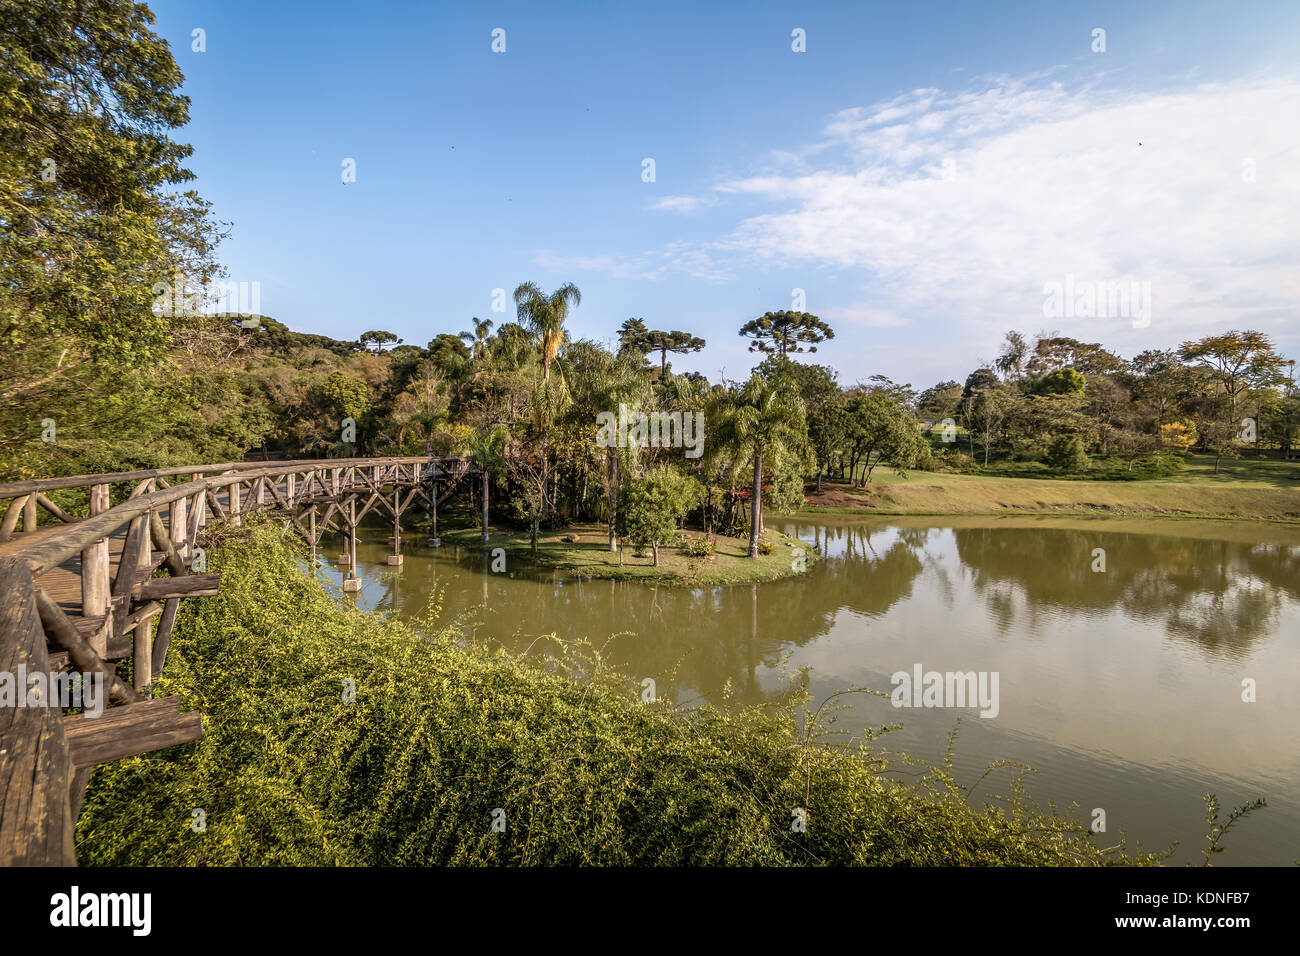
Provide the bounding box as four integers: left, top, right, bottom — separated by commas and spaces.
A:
623, 465, 703, 564
1031, 367, 1087, 396
1045, 434, 1091, 473
76, 525, 1157, 866
314, 371, 371, 423
679, 535, 715, 557
738, 311, 835, 357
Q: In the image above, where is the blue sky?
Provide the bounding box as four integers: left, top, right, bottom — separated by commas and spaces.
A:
153, 0, 1300, 388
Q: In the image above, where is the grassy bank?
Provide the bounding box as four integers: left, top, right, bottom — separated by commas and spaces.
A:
441, 522, 815, 586
75, 522, 1154, 866
808, 454, 1300, 522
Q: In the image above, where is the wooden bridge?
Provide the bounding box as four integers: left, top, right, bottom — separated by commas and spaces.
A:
0, 455, 475, 865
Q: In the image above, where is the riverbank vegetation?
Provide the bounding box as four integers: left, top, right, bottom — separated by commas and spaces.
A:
75, 524, 1159, 866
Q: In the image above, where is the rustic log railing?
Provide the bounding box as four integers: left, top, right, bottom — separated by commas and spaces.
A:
0, 455, 475, 865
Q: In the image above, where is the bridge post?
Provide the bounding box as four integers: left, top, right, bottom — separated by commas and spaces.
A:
229, 480, 242, 526
388, 489, 403, 567
22, 493, 37, 532
343, 498, 361, 592
429, 475, 440, 547
170, 496, 187, 560
81, 484, 111, 656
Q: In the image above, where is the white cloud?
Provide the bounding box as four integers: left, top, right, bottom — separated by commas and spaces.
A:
720, 76, 1300, 347
649, 194, 716, 214
534, 73, 1300, 371
821, 304, 912, 329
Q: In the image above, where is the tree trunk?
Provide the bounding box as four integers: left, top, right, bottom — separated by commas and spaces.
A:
607, 450, 618, 551
480, 470, 490, 541
540, 430, 549, 516
652, 541, 659, 566
748, 452, 762, 558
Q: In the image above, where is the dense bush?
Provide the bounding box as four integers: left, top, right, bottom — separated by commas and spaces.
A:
75, 523, 1153, 866
1045, 435, 1091, 473
679, 536, 716, 558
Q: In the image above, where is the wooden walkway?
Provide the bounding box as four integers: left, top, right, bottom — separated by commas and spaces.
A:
0, 456, 474, 865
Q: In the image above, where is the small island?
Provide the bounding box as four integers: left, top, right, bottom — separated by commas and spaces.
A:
441, 523, 815, 586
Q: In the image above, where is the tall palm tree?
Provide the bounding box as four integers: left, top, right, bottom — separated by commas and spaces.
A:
591, 352, 651, 551
513, 281, 581, 513
513, 281, 581, 381
714, 375, 809, 558
458, 423, 510, 541
459, 317, 494, 363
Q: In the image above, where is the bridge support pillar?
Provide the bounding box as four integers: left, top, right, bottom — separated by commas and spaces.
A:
343, 498, 361, 592
388, 489, 403, 569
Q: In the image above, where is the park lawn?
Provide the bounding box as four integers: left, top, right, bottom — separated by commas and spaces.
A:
440, 522, 815, 586
807, 454, 1300, 522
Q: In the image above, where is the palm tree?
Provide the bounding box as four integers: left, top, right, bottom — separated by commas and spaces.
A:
714, 375, 809, 558
591, 353, 651, 551
513, 281, 581, 514
458, 423, 509, 541
459, 317, 494, 362
513, 281, 581, 381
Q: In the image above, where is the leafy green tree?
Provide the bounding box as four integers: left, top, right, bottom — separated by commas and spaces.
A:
1130, 349, 1192, 428
738, 311, 834, 358
644, 329, 706, 378
316, 372, 371, 423
1027, 336, 1125, 378
714, 375, 810, 557
616, 318, 652, 360
0, 0, 222, 469
847, 393, 928, 483
994, 331, 1031, 381
971, 385, 1022, 466
458, 424, 509, 540
1179, 330, 1288, 418
1030, 367, 1086, 396
1044, 434, 1090, 473
623, 466, 703, 565
426, 333, 473, 380
359, 330, 401, 353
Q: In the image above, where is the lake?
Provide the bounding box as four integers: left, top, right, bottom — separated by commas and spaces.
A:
316, 515, 1300, 865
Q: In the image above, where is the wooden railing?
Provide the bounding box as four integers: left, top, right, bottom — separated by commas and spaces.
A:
0, 456, 470, 865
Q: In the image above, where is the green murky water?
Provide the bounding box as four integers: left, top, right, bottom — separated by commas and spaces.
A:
316, 515, 1300, 865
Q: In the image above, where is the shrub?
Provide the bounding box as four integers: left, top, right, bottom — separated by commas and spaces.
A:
680, 536, 715, 558
1045, 434, 1091, 473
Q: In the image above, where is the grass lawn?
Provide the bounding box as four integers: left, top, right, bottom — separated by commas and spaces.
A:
807, 453, 1300, 522
441, 522, 815, 586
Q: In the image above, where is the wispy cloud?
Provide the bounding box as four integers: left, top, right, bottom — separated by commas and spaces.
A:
540, 73, 1300, 358
719, 75, 1300, 343
649, 194, 717, 214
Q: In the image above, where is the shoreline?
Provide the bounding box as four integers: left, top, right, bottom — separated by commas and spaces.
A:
800, 466, 1300, 525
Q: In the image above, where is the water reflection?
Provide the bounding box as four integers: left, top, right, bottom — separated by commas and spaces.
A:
319, 515, 1300, 864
